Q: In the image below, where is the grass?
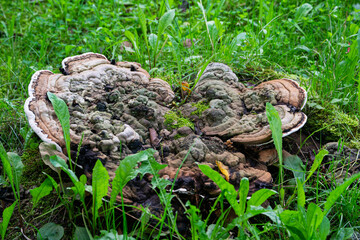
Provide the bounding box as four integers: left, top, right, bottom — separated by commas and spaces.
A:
0, 0, 360, 239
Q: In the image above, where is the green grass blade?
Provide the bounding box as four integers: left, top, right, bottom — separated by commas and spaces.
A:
323, 172, 360, 214
47, 92, 72, 166
0, 200, 17, 240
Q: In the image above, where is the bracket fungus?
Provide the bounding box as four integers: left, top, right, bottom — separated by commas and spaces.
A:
25, 53, 308, 229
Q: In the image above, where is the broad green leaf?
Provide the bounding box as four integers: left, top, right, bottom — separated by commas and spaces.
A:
50, 155, 78, 182
44, 173, 59, 194
286, 225, 307, 240
0, 200, 17, 240
266, 103, 283, 186
198, 164, 241, 216
330, 227, 354, 240
7, 152, 23, 195
238, 178, 249, 215
296, 178, 305, 208
284, 155, 305, 182
0, 142, 13, 183
138, 8, 149, 48
47, 92, 71, 161
110, 149, 156, 207
39, 142, 64, 173
317, 216, 330, 240
149, 33, 158, 50
295, 3, 313, 21
261, 210, 282, 225
247, 189, 277, 208
73, 226, 91, 240
207, 21, 218, 45
92, 160, 109, 222
30, 178, 53, 208
94, 229, 136, 240
135, 156, 167, 178
357, 29, 360, 58
0, 176, 8, 186
157, 9, 175, 38
306, 203, 324, 236
280, 210, 300, 225
280, 210, 305, 239
305, 149, 328, 183
229, 32, 246, 53
151, 177, 172, 190
37, 222, 64, 240
73, 180, 86, 202
124, 31, 141, 61
324, 172, 360, 214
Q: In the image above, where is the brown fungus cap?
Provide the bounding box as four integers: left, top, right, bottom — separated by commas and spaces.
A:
191, 63, 307, 145
25, 52, 174, 166
25, 56, 309, 230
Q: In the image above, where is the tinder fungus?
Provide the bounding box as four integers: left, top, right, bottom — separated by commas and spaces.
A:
25, 53, 307, 221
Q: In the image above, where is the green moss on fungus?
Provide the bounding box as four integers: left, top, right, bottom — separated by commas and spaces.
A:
191, 101, 209, 117
164, 110, 194, 130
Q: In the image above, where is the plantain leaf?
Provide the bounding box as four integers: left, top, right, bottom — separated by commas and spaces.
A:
247, 189, 277, 208
305, 149, 328, 183
324, 172, 360, 214
124, 30, 141, 61
73, 226, 91, 240
47, 92, 71, 161
149, 33, 158, 50
265, 103, 282, 162
157, 9, 175, 39
7, 152, 23, 196
0, 142, 13, 184
306, 203, 324, 236
266, 102, 284, 191
44, 173, 59, 194
30, 178, 53, 208
297, 178, 305, 208
92, 160, 109, 222
138, 7, 149, 48
284, 155, 306, 183
49, 155, 78, 182
238, 178, 249, 216
110, 148, 156, 207
0, 200, 17, 240
135, 156, 167, 179
37, 222, 64, 240
317, 216, 330, 240
198, 164, 241, 216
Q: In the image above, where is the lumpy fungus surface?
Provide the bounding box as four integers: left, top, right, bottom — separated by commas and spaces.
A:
25, 53, 307, 226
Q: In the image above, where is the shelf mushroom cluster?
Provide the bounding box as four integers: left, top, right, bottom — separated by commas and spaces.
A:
24, 53, 307, 202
